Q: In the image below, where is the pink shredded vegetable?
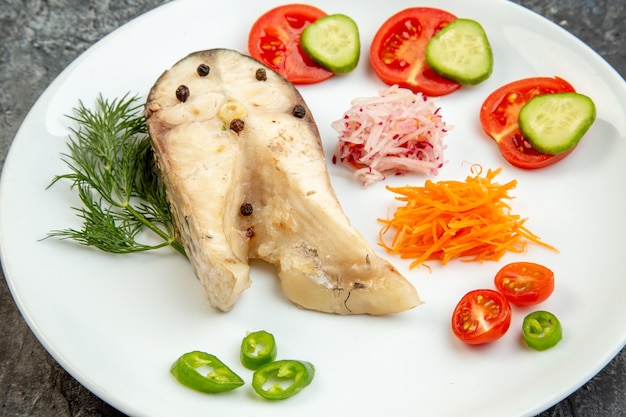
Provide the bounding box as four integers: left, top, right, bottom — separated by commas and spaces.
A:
331, 85, 449, 187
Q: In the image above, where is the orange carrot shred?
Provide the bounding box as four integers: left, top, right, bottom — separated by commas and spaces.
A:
378, 165, 558, 269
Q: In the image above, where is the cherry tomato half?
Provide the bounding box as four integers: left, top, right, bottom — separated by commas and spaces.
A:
451, 289, 512, 345
479, 77, 576, 169
370, 7, 461, 96
494, 262, 555, 306
248, 4, 334, 84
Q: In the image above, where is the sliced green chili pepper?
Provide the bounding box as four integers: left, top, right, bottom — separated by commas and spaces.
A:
522, 310, 563, 351
252, 359, 315, 400
170, 351, 244, 393
240, 330, 278, 370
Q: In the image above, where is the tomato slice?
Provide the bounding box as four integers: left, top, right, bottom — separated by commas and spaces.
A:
248, 4, 334, 84
479, 77, 577, 169
451, 289, 512, 345
370, 7, 461, 96
494, 262, 555, 306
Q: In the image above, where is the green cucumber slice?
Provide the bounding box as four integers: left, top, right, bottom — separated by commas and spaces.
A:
300, 14, 360, 74
519, 92, 596, 155
425, 18, 493, 85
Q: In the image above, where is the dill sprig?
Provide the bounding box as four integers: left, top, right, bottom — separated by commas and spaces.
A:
47, 93, 186, 256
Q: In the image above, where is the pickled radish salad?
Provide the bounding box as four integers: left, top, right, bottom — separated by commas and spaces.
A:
331, 85, 449, 186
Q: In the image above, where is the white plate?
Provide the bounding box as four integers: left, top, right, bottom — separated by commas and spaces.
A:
1, 0, 624, 416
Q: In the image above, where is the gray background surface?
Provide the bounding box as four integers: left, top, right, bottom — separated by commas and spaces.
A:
1, 1, 624, 416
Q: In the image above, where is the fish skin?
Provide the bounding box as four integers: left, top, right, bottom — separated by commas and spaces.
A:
146, 48, 421, 314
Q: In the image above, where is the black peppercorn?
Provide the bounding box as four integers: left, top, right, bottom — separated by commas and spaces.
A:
230, 118, 245, 133
255, 68, 267, 81
240, 202, 253, 216
246, 227, 255, 238
176, 85, 190, 102
197, 64, 210, 76
292, 104, 306, 118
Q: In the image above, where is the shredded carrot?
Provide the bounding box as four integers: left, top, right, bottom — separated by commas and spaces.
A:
378, 165, 558, 269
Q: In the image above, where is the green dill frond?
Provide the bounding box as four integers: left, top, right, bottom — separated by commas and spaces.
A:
47, 94, 185, 257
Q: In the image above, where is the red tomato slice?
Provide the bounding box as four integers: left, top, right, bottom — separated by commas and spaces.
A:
479, 77, 577, 169
494, 262, 555, 306
370, 7, 461, 96
451, 289, 512, 345
248, 4, 334, 84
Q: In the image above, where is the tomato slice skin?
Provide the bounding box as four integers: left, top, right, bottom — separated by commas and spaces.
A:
494, 262, 555, 306
479, 77, 577, 169
248, 4, 334, 84
370, 7, 461, 96
451, 289, 512, 345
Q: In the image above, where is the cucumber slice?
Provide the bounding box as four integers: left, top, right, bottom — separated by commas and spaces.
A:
519, 92, 596, 155
425, 18, 493, 85
300, 14, 360, 74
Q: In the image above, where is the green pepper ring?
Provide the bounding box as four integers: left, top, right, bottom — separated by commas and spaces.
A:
522, 310, 563, 351
240, 330, 278, 370
252, 359, 315, 400
170, 351, 244, 393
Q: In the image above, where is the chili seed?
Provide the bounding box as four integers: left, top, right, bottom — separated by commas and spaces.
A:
240, 203, 253, 216
197, 64, 210, 76
292, 104, 306, 119
230, 118, 245, 134
255, 68, 267, 81
176, 85, 190, 102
